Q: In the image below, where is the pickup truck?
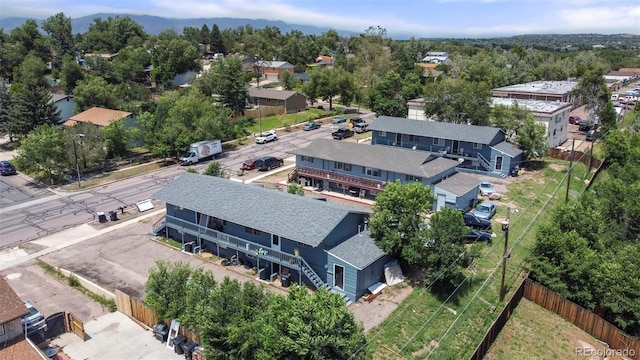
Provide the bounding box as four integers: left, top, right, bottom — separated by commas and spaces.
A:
332, 128, 354, 140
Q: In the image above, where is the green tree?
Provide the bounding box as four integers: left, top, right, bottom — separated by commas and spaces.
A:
41, 12, 74, 69
110, 45, 151, 84
202, 161, 227, 178
304, 67, 355, 110
109, 16, 146, 52
209, 24, 226, 54
423, 79, 492, 125
199, 24, 211, 46
0, 82, 12, 139
61, 54, 84, 94
101, 120, 129, 158
256, 286, 368, 360
515, 116, 547, 160
14, 124, 67, 184
369, 181, 435, 267
179, 267, 218, 330
13, 53, 48, 87
287, 182, 305, 196
281, 71, 299, 90
72, 76, 120, 112
572, 66, 609, 127
8, 82, 61, 137
144, 260, 192, 320
200, 56, 248, 114
148, 30, 201, 88
368, 71, 408, 117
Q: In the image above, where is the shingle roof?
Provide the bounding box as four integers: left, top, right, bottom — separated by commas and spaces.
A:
64, 107, 132, 127
0, 277, 28, 324
257, 60, 294, 68
491, 141, 523, 157
434, 172, 479, 196
248, 88, 305, 101
48, 94, 72, 104
152, 173, 369, 248
289, 139, 459, 178
368, 116, 503, 145
327, 230, 387, 270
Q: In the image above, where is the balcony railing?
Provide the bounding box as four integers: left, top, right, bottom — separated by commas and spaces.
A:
164, 215, 326, 289
297, 166, 386, 191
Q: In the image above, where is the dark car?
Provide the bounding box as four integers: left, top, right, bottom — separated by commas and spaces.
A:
579, 122, 591, 132
303, 122, 321, 131
0, 161, 17, 176
332, 128, 354, 140
463, 212, 492, 230
241, 158, 258, 170
465, 228, 493, 243
350, 117, 364, 125
256, 156, 284, 171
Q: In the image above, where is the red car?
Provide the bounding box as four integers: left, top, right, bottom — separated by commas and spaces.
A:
241, 158, 258, 170
568, 116, 583, 125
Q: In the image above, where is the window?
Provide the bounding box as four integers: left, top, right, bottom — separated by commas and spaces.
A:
433, 138, 444, 146
301, 156, 314, 163
473, 142, 482, 149
408, 135, 417, 142
335, 162, 351, 171
0, 324, 4, 336
406, 175, 422, 182
379, 131, 386, 137
244, 227, 262, 235
365, 167, 380, 177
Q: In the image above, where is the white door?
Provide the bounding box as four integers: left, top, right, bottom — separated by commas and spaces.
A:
436, 193, 446, 211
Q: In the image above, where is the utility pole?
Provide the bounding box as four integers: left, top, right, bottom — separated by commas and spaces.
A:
499, 207, 511, 302
565, 139, 575, 204
72, 133, 85, 188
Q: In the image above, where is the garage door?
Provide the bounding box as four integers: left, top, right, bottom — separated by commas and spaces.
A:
266, 74, 278, 81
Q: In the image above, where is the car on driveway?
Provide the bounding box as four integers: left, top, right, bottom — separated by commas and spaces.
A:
479, 181, 495, 197
579, 122, 592, 132
331, 116, 347, 124
332, 128, 354, 140
256, 156, 284, 171
22, 301, 46, 334
241, 158, 258, 170
474, 202, 497, 220
350, 117, 365, 125
465, 228, 493, 243
463, 212, 492, 230
568, 116, 583, 125
303, 122, 321, 131
353, 122, 370, 133
255, 130, 277, 144
0, 160, 17, 175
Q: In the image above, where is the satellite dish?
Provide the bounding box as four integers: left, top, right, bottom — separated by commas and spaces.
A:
412, 145, 417, 151
458, 158, 464, 163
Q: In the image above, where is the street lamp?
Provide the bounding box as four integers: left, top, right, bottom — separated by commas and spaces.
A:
72, 133, 85, 188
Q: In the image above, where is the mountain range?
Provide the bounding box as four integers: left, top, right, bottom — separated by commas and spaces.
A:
0, 13, 352, 37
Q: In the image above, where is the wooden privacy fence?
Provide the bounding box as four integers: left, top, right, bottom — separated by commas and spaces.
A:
66, 312, 86, 341
468, 273, 528, 360
115, 289, 199, 344
244, 105, 284, 119
524, 279, 639, 360
549, 148, 602, 169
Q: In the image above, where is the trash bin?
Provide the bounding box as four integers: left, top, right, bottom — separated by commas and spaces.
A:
97, 212, 107, 223
259, 268, 269, 280
152, 323, 168, 342
181, 341, 198, 360
184, 242, 193, 253
280, 273, 291, 288
109, 211, 118, 221
171, 335, 187, 354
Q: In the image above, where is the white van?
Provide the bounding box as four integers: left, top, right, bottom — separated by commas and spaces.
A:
611, 93, 619, 101
353, 122, 370, 133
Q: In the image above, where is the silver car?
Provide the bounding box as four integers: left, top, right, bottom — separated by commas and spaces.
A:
21, 301, 47, 334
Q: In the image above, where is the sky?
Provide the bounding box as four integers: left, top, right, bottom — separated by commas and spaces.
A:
2, 0, 639, 38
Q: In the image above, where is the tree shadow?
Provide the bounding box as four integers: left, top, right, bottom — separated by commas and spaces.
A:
522, 159, 547, 171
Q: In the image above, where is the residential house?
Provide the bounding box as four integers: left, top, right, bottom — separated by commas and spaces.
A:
48, 94, 76, 124
491, 81, 579, 108
0, 278, 47, 360
407, 98, 428, 120
63, 107, 141, 148
369, 116, 523, 178
433, 172, 482, 211
491, 97, 572, 148
248, 88, 308, 114
243, 60, 295, 82
421, 51, 449, 64
151, 173, 393, 303
290, 138, 462, 201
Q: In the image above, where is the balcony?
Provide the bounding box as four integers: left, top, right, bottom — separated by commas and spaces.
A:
297, 166, 386, 191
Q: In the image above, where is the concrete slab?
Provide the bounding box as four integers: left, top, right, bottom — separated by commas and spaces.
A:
52, 312, 174, 360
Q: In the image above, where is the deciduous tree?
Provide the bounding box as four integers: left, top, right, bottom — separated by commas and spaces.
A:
14, 124, 67, 184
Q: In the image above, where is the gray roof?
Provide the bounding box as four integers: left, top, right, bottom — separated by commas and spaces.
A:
289, 139, 459, 178
368, 116, 503, 145
327, 230, 387, 270
491, 141, 523, 157
152, 173, 368, 248
48, 94, 72, 104
257, 60, 294, 68
434, 172, 479, 196
492, 81, 578, 95
248, 87, 306, 101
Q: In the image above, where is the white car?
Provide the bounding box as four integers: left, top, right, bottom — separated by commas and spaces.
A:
255, 130, 277, 144
479, 181, 495, 197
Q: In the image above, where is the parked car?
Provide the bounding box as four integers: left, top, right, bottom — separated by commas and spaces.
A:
21, 301, 46, 334
255, 130, 277, 144
479, 181, 495, 197
332, 128, 354, 140
465, 228, 493, 243
474, 202, 497, 220
568, 116, 583, 125
586, 129, 596, 142
256, 156, 284, 171
463, 212, 492, 230
350, 117, 365, 125
578, 122, 592, 132
353, 122, 370, 133
303, 122, 321, 131
331, 116, 347, 124
0, 161, 17, 175
241, 158, 258, 170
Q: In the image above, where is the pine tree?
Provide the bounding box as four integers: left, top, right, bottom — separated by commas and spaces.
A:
210, 24, 225, 54
8, 81, 61, 137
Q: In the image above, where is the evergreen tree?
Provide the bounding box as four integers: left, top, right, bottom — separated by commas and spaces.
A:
8, 81, 61, 137
210, 24, 225, 54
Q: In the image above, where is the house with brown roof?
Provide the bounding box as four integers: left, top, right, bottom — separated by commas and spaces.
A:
248, 88, 308, 114
63, 107, 134, 129
243, 60, 295, 82
0, 278, 47, 360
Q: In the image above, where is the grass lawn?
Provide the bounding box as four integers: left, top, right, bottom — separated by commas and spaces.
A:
365, 159, 595, 360
246, 108, 339, 134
